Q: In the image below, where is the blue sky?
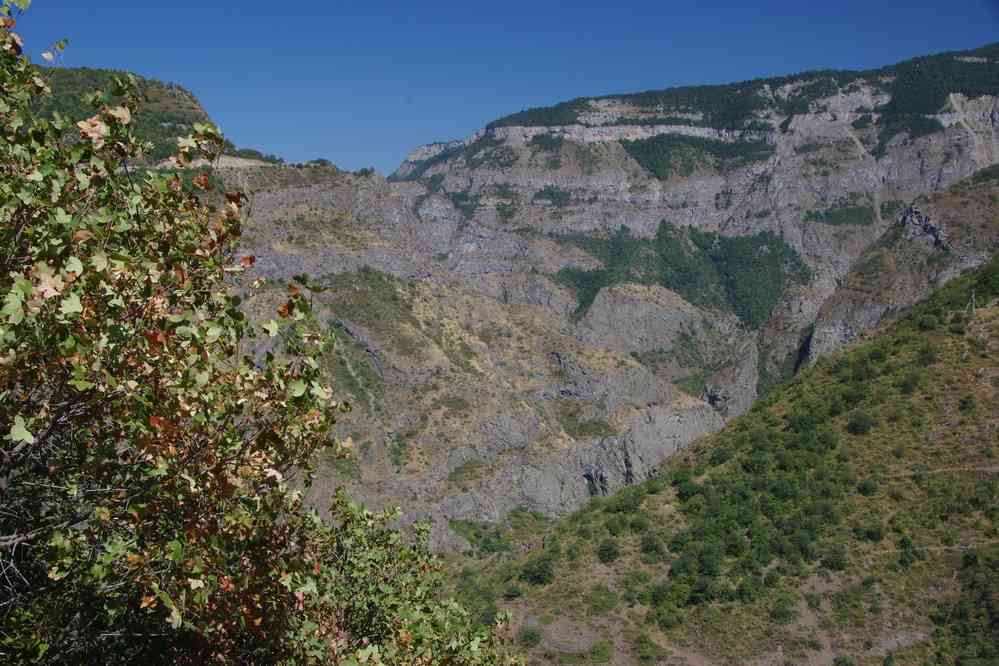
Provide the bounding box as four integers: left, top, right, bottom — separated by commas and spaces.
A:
17, 1, 999, 173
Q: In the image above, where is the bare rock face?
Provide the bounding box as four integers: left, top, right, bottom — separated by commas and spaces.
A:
232, 46, 999, 549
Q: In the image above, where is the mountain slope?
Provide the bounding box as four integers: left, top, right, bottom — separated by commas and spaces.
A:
38, 66, 283, 163
389, 41, 999, 394
445, 246, 999, 665
229, 43, 999, 550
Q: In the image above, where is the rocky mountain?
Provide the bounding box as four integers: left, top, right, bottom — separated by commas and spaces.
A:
446, 234, 999, 665
222, 43, 999, 549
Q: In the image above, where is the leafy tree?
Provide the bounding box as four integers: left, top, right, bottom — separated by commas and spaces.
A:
0, 11, 512, 664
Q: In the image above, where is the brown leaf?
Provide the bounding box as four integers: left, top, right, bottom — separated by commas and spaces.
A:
240, 255, 255, 269
106, 106, 131, 125
72, 229, 93, 244
76, 115, 108, 149
149, 415, 172, 432
276, 301, 291, 318
192, 172, 212, 190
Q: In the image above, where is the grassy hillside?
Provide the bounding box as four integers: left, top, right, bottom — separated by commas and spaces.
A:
36, 67, 211, 160
446, 250, 999, 664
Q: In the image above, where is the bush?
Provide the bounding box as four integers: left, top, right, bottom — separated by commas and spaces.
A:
918, 314, 940, 331
597, 538, 621, 564
917, 344, 939, 366
857, 478, 878, 496
503, 584, 523, 600
520, 553, 556, 585
821, 544, 849, 571
847, 411, 875, 435
898, 370, 921, 394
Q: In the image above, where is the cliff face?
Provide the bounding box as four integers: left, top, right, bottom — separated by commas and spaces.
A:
230, 44, 999, 548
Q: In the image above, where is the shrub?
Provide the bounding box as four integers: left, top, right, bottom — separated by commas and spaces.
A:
857, 479, 878, 496
898, 370, 921, 394
503, 584, 523, 600
517, 627, 543, 648
597, 538, 620, 564
917, 344, 939, 366
918, 314, 939, 331
847, 411, 875, 435
532, 184, 571, 207
520, 553, 556, 585
821, 544, 849, 571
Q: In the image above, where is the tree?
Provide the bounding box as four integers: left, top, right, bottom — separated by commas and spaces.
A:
0, 9, 513, 664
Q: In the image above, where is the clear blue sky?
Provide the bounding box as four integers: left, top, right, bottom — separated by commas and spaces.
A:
17, 1, 999, 173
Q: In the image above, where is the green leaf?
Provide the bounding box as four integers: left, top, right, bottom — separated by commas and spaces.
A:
262, 320, 279, 337
7, 415, 35, 444
59, 292, 83, 316
64, 256, 84, 276
289, 380, 307, 398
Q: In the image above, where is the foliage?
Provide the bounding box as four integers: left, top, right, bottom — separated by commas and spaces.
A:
532, 185, 571, 208
36, 66, 210, 161
527, 134, 563, 153
495, 201, 518, 221
556, 222, 811, 327
620, 135, 774, 180
0, 14, 511, 664
486, 98, 589, 129
804, 202, 876, 226
596, 539, 619, 564
223, 143, 285, 164
930, 550, 999, 662
450, 190, 482, 219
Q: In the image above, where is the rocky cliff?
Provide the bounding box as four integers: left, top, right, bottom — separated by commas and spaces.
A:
228, 43, 999, 548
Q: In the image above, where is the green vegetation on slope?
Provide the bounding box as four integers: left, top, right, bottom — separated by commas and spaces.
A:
449, 252, 999, 664
556, 222, 811, 328
37, 66, 282, 162
485, 42, 999, 153
37, 67, 210, 160
620, 135, 774, 179
804, 201, 877, 226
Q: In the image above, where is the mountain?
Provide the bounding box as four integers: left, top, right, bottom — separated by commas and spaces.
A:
34, 38, 999, 664
445, 233, 999, 665
39, 66, 282, 162
223, 43, 999, 550
48, 45, 999, 555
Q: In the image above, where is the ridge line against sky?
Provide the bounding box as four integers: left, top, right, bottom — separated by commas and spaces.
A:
18, 0, 999, 174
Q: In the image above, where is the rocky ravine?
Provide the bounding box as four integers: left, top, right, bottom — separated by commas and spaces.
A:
229, 45, 999, 548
